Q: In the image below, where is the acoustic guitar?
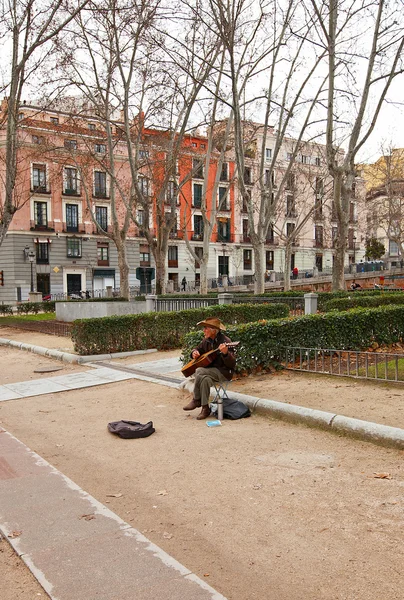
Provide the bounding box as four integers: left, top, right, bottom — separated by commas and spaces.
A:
181, 342, 239, 378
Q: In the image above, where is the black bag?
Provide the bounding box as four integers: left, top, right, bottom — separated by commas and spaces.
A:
107, 420, 155, 439
213, 399, 251, 420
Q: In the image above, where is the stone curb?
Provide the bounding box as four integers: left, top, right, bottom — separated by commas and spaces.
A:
0, 338, 157, 363
226, 390, 404, 450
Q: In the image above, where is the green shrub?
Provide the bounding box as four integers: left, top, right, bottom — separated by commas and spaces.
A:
71, 302, 289, 355
182, 305, 404, 375
324, 293, 404, 312
17, 302, 41, 314
0, 304, 13, 315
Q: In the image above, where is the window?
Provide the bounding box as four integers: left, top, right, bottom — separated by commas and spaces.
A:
193, 214, 204, 239
217, 218, 230, 242
264, 170, 276, 188
266, 250, 274, 270
50, 117, 59, 125
286, 173, 295, 190
95, 143, 106, 154
64, 167, 79, 194
137, 209, 145, 226
94, 171, 107, 197
88, 123, 96, 130
242, 190, 251, 212
200, 143, 205, 149
218, 186, 229, 210
265, 148, 272, 161
193, 183, 203, 207
315, 225, 323, 247
220, 163, 228, 181
140, 245, 150, 265
286, 152, 293, 161
332, 227, 338, 247
286, 195, 296, 217
95, 206, 108, 231
192, 142, 197, 148
266, 224, 274, 244
138, 176, 150, 197
139, 149, 149, 159
168, 245, 178, 267
67, 237, 82, 258
286, 222, 296, 238
315, 157, 321, 166
18, 112, 25, 120
97, 243, 109, 265
36, 242, 49, 264
64, 139, 77, 150
242, 219, 249, 242
32, 164, 47, 192
218, 255, 229, 276
301, 155, 308, 164
166, 181, 178, 203
195, 246, 203, 268
389, 240, 399, 255
66, 204, 79, 232
243, 249, 252, 270
244, 166, 252, 185
32, 135, 45, 145
34, 201, 48, 227
193, 158, 204, 179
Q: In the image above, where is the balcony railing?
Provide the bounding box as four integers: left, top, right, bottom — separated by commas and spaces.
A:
31, 186, 50, 194
93, 190, 109, 199
63, 188, 80, 196
192, 232, 204, 241
30, 220, 54, 231
168, 260, 178, 268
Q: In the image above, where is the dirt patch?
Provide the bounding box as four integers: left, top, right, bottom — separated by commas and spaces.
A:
0, 326, 74, 353
0, 536, 45, 600
0, 346, 90, 385
0, 376, 403, 600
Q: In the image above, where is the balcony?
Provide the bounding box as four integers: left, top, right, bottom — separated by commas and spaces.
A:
313, 239, 324, 248
63, 188, 80, 197
285, 210, 297, 218
192, 232, 204, 241
169, 231, 183, 239
31, 186, 50, 194
30, 220, 54, 232
93, 190, 109, 199
242, 235, 251, 243
168, 260, 178, 268
93, 224, 111, 234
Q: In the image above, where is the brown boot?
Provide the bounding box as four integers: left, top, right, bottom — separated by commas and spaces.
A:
196, 405, 211, 420
183, 398, 201, 411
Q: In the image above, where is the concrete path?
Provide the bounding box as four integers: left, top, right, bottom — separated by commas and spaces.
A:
0, 427, 226, 600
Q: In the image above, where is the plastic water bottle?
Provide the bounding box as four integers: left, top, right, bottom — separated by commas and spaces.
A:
206, 420, 222, 427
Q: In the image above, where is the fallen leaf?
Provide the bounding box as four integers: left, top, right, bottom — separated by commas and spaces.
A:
163, 532, 173, 539
252, 483, 262, 490
157, 490, 168, 496
79, 514, 95, 521
106, 493, 123, 498
204, 573, 210, 577
373, 473, 392, 479
8, 530, 22, 538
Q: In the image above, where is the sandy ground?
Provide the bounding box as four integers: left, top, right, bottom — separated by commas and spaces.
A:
0, 334, 403, 599
0, 336, 404, 600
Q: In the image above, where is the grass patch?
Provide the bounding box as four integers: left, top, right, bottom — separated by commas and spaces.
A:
358, 355, 404, 381
0, 313, 56, 322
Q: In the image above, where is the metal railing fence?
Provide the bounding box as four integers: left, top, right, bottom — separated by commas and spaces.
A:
283, 346, 404, 383
233, 296, 304, 316
155, 297, 219, 312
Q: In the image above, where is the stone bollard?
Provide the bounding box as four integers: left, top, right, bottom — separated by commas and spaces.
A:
28, 292, 43, 303
218, 293, 233, 305
146, 294, 157, 312
106, 286, 112, 298
304, 292, 318, 315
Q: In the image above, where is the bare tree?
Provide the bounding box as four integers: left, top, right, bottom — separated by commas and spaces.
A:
0, 0, 89, 246
309, 0, 404, 290
208, 0, 329, 293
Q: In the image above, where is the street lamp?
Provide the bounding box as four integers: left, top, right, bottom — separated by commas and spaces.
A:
28, 251, 35, 293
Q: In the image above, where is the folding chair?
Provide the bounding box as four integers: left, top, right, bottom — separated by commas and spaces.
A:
211, 379, 231, 420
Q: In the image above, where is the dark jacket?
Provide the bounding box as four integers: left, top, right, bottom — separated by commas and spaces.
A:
191, 331, 236, 380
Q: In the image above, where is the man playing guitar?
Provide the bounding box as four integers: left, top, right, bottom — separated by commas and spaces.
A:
183, 317, 236, 420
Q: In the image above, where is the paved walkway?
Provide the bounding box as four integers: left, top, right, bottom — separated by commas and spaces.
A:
1, 340, 404, 599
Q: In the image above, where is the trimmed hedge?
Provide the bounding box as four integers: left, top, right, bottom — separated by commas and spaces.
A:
0, 304, 13, 315
182, 305, 404, 374
324, 293, 404, 312
16, 301, 56, 314
71, 302, 289, 355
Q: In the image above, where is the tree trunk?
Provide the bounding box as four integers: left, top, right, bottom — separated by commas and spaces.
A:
116, 239, 130, 300
284, 244, 292, 291
253, 241, 265, 294
200, 258, 208, 295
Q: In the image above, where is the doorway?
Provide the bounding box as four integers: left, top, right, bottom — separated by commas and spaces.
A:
67, 274, 82, 296
37, 273, 50, 297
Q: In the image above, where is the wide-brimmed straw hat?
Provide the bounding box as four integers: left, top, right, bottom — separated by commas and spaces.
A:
197, 317, 226, 331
